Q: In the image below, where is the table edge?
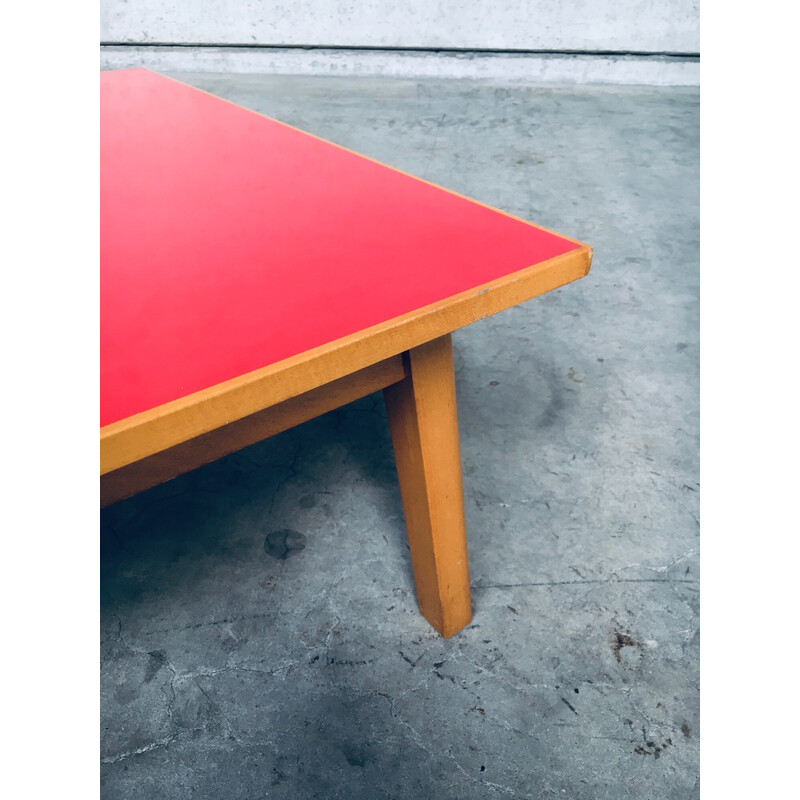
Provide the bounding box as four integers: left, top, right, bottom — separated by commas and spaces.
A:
101, 244, 592, 475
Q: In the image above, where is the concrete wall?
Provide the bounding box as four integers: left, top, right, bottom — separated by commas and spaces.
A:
102, 1, 698, 52
100, 1, 699, 84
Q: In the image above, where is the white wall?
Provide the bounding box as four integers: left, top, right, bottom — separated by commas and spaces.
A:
101, 1, 698, 53
100, 1, 699, 84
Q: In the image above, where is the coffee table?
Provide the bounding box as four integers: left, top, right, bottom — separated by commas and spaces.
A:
101, 68, 592, 638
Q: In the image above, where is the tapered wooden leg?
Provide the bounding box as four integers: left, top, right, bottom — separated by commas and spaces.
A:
383, 334, 472, 637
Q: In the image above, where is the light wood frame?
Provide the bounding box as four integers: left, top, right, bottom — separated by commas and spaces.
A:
101, 246, 590, 476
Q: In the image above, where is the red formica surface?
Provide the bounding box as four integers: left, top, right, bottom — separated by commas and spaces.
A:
101, 68, 580, 427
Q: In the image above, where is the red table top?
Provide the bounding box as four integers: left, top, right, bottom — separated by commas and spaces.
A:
101, 68, 581, 427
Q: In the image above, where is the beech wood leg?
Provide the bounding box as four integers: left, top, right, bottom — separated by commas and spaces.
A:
383, 333, 472, 637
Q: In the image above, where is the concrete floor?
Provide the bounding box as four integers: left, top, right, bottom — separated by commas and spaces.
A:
100, 74, 699, 799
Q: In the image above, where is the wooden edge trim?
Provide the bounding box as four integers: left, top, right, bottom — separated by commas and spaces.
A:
101, 244, 591, 474
101, 355, 407, 506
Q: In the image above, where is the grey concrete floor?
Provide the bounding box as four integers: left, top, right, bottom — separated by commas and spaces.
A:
100, 74, 699, 799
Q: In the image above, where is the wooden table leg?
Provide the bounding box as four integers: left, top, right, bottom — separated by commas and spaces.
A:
383, 333, 472, 637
